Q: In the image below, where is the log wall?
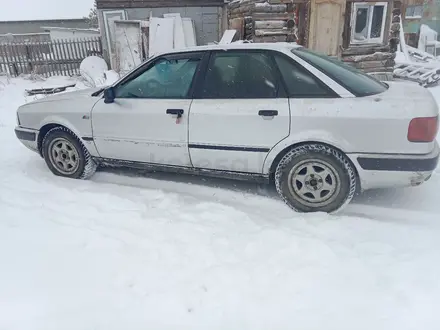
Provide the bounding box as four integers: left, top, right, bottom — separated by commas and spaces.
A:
227, 0, 400, 78
340, 0, 398, 78
227, 0, 303, 43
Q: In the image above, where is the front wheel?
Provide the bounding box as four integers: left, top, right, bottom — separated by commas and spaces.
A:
42, 127, 97, 180
275, 144, 357, 213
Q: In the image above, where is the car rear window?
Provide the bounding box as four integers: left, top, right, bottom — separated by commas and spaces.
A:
291, 48, 388, 97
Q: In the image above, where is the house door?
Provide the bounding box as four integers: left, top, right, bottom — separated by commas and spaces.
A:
308, 0, 347, 56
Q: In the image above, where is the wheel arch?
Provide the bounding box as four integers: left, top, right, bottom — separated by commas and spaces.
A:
37, 123, 98, 158
267, 141, 361, 191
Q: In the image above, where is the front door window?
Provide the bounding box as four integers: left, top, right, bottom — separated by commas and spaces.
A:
115, 55, 202, 99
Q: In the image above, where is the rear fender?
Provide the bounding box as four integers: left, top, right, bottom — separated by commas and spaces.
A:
262, 130, 354, 174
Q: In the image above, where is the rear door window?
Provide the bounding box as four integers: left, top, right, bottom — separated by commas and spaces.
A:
273, 53, 337, 98
199, 51, 280, 99
292, 47, 388, 97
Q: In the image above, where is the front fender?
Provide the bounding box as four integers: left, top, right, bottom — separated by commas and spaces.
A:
262, 129, 354, 174
38, 115, 100, 157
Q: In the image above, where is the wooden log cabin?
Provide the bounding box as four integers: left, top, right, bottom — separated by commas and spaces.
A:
228, 0, 403, 79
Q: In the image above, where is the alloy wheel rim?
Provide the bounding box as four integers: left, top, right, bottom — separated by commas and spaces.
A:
287, 159, 341, 207
48, 138, 80, 175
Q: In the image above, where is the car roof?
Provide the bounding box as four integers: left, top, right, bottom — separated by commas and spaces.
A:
155, 42, 302, 56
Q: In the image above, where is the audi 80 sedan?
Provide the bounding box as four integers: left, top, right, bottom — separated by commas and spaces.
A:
15, 43, 440, 213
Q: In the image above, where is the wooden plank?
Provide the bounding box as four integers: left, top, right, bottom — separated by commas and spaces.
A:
251, 13, 294, 20
97, 37, 103, 56
7, 43, 18, 76
254, 4, 287, 13
72, 39, 80, 62
76, 38, 85, 59
343, 51, 396, 62
53, 40, 66, 76
361, 66, 394, 73
255, 29, 289, 36
9, 43, 22, 76
86, 37, 94, 56
87, 37, 96, 57
46, 41, 56, 77
149, 17, 174, 57
68, 39, 77, 75
254, 20, 286, 29
0, 45, 4, 73
26, 43, 35, 75
182, 18, 196, 47
2, 44, 12, 75
341, 45, 391, 56
342, 1, 352, 49
37, 42, 48, 76
253, 35, 287, 42
350, 59, 394, 69
90, 37, 99, 56
71, 40, 81, 75
60, 39, 71, 75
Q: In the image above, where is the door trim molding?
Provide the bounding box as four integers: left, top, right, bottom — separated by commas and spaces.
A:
189, 144, 270, 153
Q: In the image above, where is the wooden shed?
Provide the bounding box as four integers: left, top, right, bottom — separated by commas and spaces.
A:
228, 0, 403, 78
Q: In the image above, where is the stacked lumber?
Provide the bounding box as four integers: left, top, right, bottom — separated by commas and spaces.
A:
227, 0, 298, 43
342, 46, 396, 74
341, 45, 395, 81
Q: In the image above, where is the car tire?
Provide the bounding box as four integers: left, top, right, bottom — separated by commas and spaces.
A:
274, 144, 357, 213
42, 126, 97, 180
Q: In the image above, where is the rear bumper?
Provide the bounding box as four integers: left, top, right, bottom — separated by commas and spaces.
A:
348, 141, 440, 190
15, 126, 39, 153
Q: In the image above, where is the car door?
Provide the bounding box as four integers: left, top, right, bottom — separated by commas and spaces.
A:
91, 51, 205, 167
271, 51, 342, 144
188, 50, 290, 174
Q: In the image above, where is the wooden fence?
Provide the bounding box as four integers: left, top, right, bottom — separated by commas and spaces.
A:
0, 37, 103, 77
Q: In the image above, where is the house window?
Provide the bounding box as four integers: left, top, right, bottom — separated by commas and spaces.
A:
405, 5, 423, 19
351, 2, 388, 44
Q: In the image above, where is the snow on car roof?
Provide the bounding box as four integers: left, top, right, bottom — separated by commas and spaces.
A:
154, 42, 302, 56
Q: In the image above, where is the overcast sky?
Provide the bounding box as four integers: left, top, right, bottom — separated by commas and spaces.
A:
0, 0, 94, 21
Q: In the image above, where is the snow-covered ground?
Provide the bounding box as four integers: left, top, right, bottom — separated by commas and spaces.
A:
1, 76, 440, 330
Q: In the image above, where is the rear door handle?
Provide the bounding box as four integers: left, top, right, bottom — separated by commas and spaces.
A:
259, 110, 278, 117
166, 109, 184, 118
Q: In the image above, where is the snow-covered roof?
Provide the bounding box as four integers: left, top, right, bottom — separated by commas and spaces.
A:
41, 26, 99, 33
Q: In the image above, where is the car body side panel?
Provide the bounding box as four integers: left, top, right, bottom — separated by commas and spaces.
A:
91, 98, 192, 166
17, 95, 101, 157
189, 98, 290, 173
262, 83, 439, 175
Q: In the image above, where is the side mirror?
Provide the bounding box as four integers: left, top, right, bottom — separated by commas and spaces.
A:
103, 87, 115, 104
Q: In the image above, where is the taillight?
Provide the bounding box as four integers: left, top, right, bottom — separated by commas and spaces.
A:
408, 116, 439, 142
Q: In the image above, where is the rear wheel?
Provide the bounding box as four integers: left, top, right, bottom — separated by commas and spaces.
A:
275, 144, 357, 213
42, 127, 97, 180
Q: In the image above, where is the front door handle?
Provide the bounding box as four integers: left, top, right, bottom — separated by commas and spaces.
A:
259, 110, 278, 117
166, 109, 184, 118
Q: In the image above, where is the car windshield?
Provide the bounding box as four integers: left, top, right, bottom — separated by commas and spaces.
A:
292, 47, 388, 97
